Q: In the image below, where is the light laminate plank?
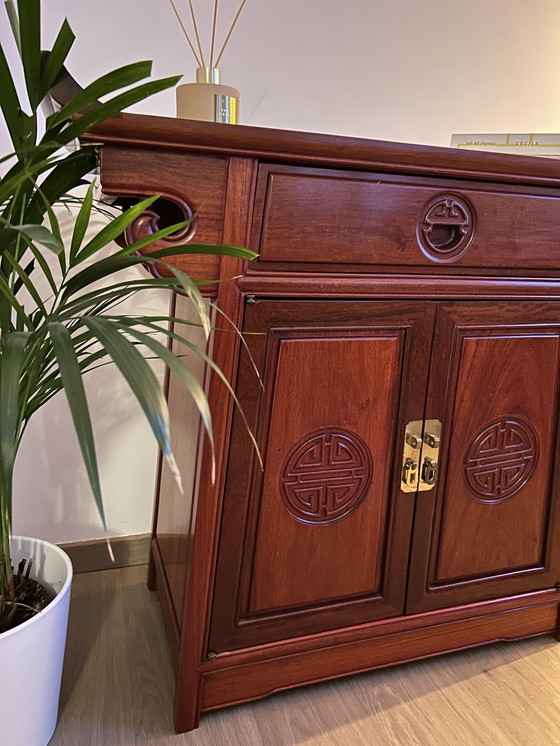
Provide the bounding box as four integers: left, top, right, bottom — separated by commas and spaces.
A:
50, 566, 560, 745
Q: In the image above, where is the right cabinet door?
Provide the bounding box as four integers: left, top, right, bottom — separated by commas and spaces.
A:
407, 301, 560, 614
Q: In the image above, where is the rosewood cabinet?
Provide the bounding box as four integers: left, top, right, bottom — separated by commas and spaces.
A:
88, 115, 560, 733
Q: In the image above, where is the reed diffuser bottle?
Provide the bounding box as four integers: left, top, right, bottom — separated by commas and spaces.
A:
169, 0, 247, 124
176, 66, 239, 123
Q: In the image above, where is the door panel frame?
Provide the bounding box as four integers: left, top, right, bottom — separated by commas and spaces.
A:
406, 301, 560, 614
209, 299, 436, 651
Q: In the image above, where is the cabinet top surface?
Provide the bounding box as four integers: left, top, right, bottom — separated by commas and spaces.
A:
85, 113, 560, 186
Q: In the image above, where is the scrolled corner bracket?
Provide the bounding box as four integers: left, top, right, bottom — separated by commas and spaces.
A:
417, 192, 476, 262
122, 195, 197, 278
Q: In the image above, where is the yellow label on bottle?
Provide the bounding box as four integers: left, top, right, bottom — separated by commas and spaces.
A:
214, 94, 237, 124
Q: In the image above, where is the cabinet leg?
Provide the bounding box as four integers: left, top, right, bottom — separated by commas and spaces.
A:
173, 671, 202, 733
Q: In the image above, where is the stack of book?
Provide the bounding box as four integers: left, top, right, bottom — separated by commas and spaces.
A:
450, 133, 560, 158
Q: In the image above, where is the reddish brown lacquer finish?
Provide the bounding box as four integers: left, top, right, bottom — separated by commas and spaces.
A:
251, 165, 560, 273
99, 146, 228, 287
406, 302, 560, 613
89, 113, 560, 733
209, 300, 435, 650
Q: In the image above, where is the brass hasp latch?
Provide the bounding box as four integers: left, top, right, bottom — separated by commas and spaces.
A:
401, 420, 441, 492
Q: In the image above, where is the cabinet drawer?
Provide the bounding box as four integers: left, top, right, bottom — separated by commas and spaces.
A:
251, 165, 560, 272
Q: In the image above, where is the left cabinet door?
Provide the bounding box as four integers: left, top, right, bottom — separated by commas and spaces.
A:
209, 299, 435, 652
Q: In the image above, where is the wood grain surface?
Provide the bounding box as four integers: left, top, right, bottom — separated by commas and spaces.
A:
60, 533, 150, 573
89, 114, 560, 735
251, 165, 560, 271
209, 300, 436, 651
85, 113, 560, 188
50, 565, 560, 745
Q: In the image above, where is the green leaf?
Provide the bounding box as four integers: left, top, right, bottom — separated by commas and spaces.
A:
120, 323, 213, 451
168, 264, 212, 340
114, 315, 262, 467
0, 273, 32, 330
26, 148, 97, 225
63, 255, 152, 299
0, 40, 23, 151
63, 223, 212, 298
38, 19, 75, 102
5, 1, 21, 56
12, 256, 35, 295
55, 75, 181, 144
74, 195, 158, 263
17, 0, 41, 109
12, 223, 63, 253
82, 316, 181, 484
111, 222, 190, 257
48, 60, 153, 127
2, 251, 47, 316
120, 241, 258, 261
24, 234, 58, 294
70, 180, 94, 258
0, 332, 29, 510
0, 154, 59, 206
57, 280, 176, 320
48, 322, 106, 528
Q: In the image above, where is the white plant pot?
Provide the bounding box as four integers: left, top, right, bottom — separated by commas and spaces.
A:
0, 536, 73, 746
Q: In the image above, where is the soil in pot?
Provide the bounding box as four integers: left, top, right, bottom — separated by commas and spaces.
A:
0, 558, 53, 633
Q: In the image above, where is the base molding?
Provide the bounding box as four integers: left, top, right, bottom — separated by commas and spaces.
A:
59, 533, 151, 573
198, 591, 560, 712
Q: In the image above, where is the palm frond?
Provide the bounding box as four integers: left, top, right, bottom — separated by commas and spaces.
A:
49, 322, 106, 528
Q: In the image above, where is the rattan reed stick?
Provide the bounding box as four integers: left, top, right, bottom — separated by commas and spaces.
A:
215, 0, 248, 67
169, 0, 248, 72
210, 0, 219, 68
188, 0, 206, 68
167, 0, 202, 67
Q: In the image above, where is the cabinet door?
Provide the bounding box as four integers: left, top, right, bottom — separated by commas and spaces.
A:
407, 302, 560, 614
209, 300, 435, 651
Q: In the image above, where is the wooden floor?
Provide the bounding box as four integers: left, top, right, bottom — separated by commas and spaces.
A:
51, 565, 560, 746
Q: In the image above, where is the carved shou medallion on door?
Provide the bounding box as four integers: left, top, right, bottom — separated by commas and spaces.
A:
280, 427, 373, 525
464, 417, 539, 502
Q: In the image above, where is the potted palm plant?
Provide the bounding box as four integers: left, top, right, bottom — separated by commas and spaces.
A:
0, 1, 255, 743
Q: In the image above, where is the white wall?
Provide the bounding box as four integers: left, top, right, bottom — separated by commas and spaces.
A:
2, 0, 560, 543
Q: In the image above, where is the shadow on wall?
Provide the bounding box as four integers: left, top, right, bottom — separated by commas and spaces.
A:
12, 206, 172, 544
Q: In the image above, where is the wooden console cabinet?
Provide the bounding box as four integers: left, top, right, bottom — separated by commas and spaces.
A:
88, 115, 560, 733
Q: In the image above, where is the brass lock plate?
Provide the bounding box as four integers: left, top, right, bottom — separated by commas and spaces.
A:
420, 419, 441, 490
401, 420, 423, 493
401, 419, 441, 492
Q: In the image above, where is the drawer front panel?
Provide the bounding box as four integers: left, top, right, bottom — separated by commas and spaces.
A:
251, 165, 560, 271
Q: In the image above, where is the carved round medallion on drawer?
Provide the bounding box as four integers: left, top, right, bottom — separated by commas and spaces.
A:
417, 193, 475, 262
280, 427, 372, 525
122, 196, 196, 278
464, 417, 538, 502
124, 195, 196, 246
